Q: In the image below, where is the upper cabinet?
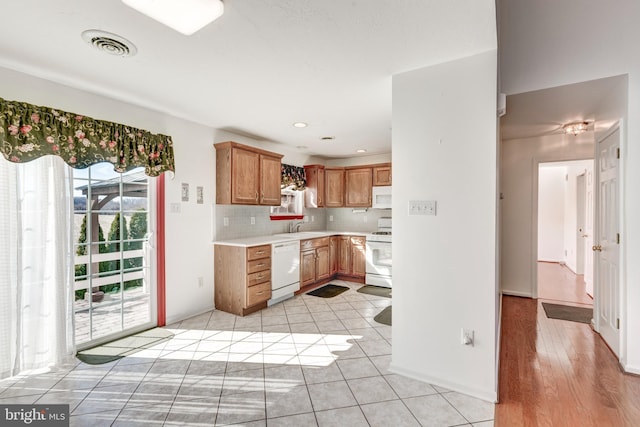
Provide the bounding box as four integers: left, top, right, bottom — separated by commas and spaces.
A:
372, 163, 392, 186
325, 168, 345, 207
304, 165, 325, 208
214, 141, 283, 205
345, 167, 372, 207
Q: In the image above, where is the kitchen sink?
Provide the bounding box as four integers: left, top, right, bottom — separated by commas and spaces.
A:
272, 231, 330, 240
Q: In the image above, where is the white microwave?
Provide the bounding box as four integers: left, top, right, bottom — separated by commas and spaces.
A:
371, 186, 392, 209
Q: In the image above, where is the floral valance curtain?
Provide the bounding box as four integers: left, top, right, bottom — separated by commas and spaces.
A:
0, 97, 175, 177
281, 164, 306, 190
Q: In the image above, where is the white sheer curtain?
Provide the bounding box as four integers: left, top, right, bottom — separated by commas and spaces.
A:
0, 156, 75, 379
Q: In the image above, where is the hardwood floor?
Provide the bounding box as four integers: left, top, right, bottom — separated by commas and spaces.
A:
496, 296, 640, 426
537, 261, 593, 306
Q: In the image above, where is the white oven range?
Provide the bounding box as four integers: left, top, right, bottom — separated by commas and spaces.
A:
365, 217, 392, 288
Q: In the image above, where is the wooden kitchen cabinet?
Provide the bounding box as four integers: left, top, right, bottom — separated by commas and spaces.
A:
372, 163, 392, 186
325, 168, 345, 207
214, 243, 272, 316
350, 236, 366, 277
300, 237, 330, 287
329, 236, 340, 275
214, 141, 283, 206
336, 235, 366, 279
304, 165, 325, 208
345, 167, 372, 207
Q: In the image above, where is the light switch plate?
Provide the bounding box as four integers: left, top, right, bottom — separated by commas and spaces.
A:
408, 200, 437, 216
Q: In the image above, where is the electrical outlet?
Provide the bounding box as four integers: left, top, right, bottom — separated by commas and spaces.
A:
461, 329, 474, 346
197, 277, 204, 288
250, 216, 255, 225
329, 215, 334, 222
223, 217, 229, 227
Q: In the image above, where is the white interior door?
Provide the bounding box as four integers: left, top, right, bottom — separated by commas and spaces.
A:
594, 126, 620, 356
576, 173, 586, 275
584, 169, 594, 296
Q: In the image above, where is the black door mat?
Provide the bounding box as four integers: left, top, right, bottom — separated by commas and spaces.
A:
307, 284, 350, 298
374, 306, 392, 326
77, 328, 175, 365
357, 285, 392, 298
542, 302, 593, 324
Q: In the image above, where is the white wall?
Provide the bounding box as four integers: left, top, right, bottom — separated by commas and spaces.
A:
0, 66, 217, 325
537, 166, 566, 262
392, 50, 498, 402
499, 0, 640, 373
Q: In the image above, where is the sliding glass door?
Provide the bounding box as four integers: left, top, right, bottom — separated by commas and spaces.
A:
73, 163, 156, 348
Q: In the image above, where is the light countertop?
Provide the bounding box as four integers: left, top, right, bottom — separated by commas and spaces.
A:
214, 231, 367, 247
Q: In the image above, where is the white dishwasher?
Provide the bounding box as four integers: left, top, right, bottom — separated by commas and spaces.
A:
269, 240, 300, 306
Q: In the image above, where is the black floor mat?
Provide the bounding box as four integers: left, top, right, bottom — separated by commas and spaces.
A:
542, 302, 593, 324
307, 284, 349, 298
374, 306, 392, 326
357, 285, 391, 298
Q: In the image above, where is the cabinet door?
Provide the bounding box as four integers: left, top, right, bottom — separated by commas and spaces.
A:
329, 236, 339, 275
316, 246, 330, 281
345, 168, 372, 207
231, 148, 260, 204
338, 236, 350, 274
301, 250, 317, 287
373, 164, 392, 186
260, 154, 282, 205
325, 168, 344, 207
350, 237, 367, 277
304, 165, 325, 208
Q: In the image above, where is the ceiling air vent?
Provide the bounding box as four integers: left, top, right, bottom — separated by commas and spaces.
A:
81, 30, 137, 57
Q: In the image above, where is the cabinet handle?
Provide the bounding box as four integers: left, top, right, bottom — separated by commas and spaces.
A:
256, 291, 264, 295
257, 274, 264, 279
255, 191, 259, 202
256, 250, 265, 255
261, 192, 264, 203
257, 263, 265, 267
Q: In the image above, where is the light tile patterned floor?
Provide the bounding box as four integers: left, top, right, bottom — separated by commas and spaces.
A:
0, 281, 494, 426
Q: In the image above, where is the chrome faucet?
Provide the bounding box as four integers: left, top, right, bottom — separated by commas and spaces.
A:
289, 221, 303, 233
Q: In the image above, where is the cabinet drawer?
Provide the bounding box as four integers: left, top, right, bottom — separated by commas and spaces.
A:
247, 282, 271, 307
248, 269, 271, 287
247, 245, 271, 260
300, 237, 330, 251
247, 258, 270, 274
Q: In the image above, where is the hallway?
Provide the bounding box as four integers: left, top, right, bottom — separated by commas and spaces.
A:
496, 265, 640, 426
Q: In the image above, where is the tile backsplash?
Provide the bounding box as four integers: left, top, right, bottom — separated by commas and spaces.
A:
214, 204, 392, 241
215, 205, 327, 240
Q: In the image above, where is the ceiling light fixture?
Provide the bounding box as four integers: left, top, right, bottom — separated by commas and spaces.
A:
122, 0, 224, 36
356, 149, 367, 153
563, 121, 589, 136
292, 122, 308, 128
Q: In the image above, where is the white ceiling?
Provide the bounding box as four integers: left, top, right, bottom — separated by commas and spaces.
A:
0, 0, 496, 159
500, 75, 627, 141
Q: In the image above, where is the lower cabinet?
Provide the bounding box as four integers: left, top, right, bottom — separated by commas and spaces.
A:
214, 244, 272, 316
301, 235, 366, 291
300, 237, 330, 287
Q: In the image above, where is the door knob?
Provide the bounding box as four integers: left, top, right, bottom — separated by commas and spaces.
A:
592, 245, 602, 252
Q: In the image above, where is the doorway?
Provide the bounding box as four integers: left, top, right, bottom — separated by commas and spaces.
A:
537, 160, 594, 306
73, 163, 157, 349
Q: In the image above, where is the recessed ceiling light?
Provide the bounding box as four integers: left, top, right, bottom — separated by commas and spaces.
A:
320, 136, 335, 141
122, 0, 224, 36
296, 145, 308, 149
356, 149, 367, 153
293, 122, 308, 128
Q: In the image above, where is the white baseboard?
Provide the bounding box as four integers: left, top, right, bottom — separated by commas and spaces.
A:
501, 289, 533, 298
388, 363, 498, 403
165, 306, 214, 326
622, 362, 640, 376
